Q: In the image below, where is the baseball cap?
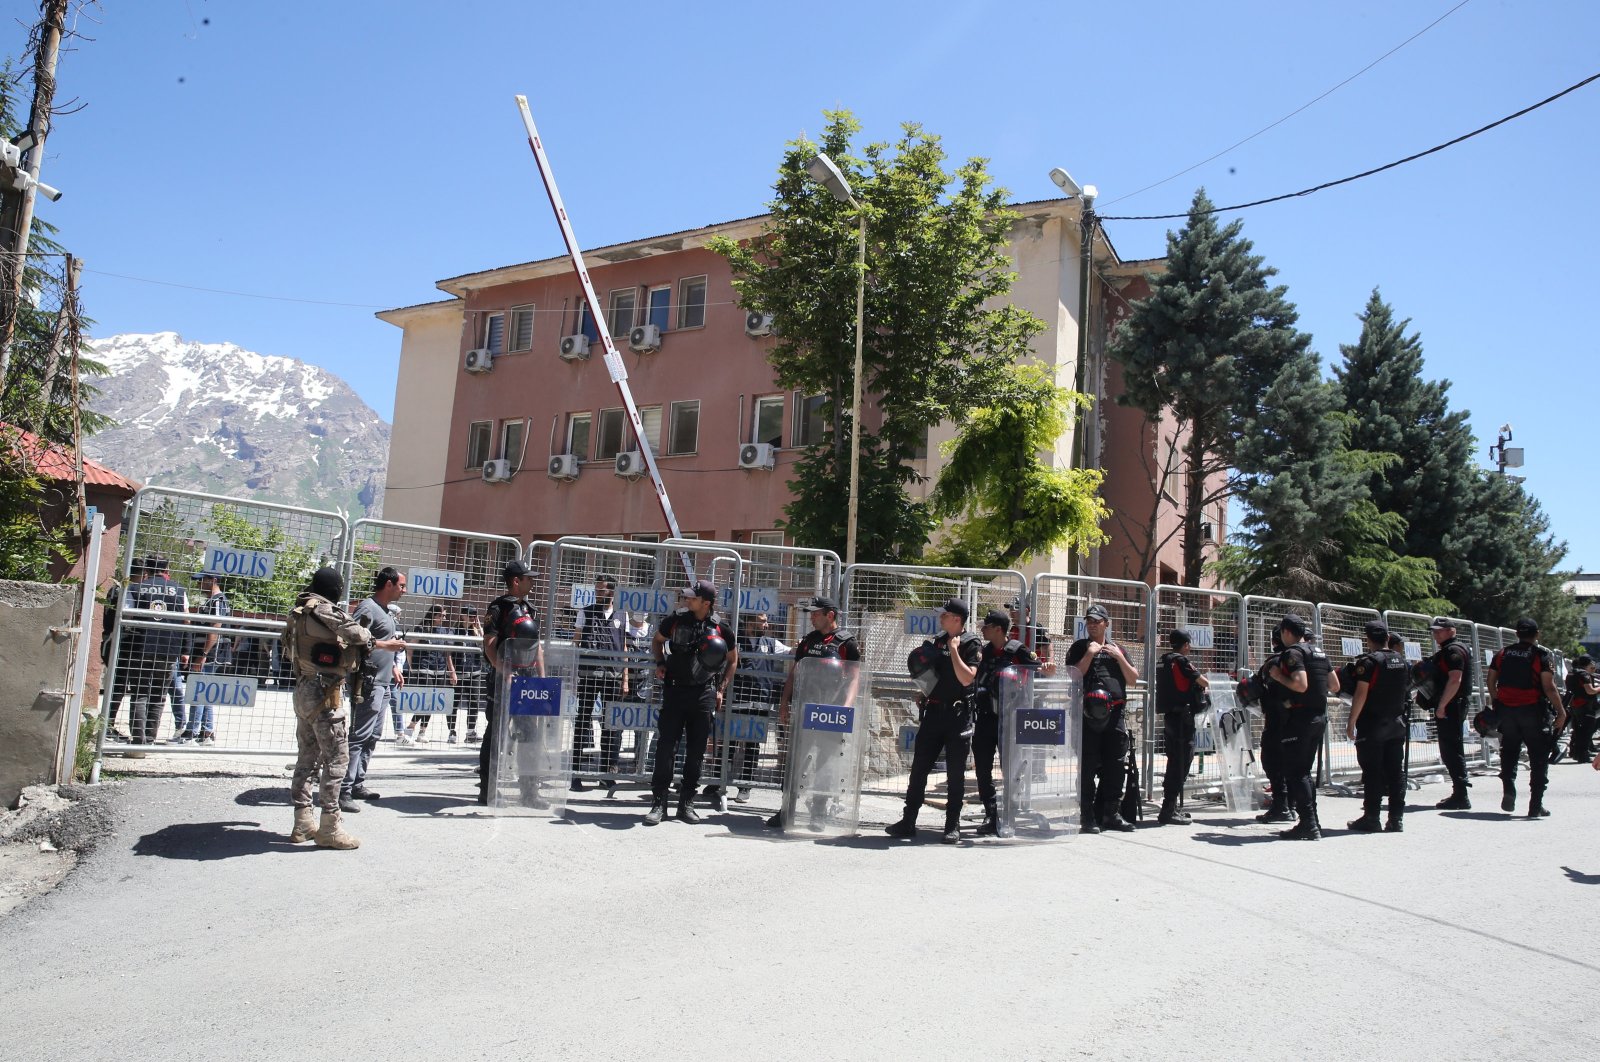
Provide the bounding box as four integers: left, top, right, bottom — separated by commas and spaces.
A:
1428, 616, 1456, 631
1363, 620, 1389, 642
1279, 613, 1308, 637
1084, 604, 1110, 623
683, 580, 717, 603
981, 609, 1010, 630
1169, 629, 1191, 648
940, 598, 970, 622
1515, 617, 1539, 636
805, 595, 839, 613
503, 558, 533, 580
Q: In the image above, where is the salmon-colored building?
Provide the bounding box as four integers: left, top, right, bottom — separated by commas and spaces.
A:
377, 198, 1221, 585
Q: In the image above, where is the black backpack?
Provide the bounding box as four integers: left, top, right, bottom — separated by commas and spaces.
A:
1120, 735, 1143, 823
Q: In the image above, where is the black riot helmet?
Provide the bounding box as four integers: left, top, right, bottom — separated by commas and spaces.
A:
309, 566, 344, 602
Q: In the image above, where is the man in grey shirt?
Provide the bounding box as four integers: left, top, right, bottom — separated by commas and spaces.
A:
339, 566, 406, 812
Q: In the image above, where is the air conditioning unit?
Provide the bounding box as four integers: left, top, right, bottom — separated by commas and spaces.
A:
628, 324, 661, 353
559, 335, 590, 361
744, 312, 774, 337
739, 442, 776, 471
464, 348, 494, 374
614, 450, 645, 479
546, 454, 580, 480
482, 459, 513, 483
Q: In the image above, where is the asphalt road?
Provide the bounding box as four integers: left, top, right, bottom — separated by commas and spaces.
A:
3, 758, 1597, 1062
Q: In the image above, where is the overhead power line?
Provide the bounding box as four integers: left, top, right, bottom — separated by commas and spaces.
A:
1099, 70, 1600, 222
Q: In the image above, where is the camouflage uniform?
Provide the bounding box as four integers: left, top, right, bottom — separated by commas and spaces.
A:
284, 590, 374, 845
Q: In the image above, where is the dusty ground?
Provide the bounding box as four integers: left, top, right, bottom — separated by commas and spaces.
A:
2, 756, 1597, 1062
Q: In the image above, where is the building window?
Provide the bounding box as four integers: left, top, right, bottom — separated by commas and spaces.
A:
636, 405, 662, 454
668, 400, 700, 456
466, 541, 490, 588
748, 530, 785, 587
629, 533, 659, 586
910, 428, 929, 461
483, 313, 505, 355
647, 287, 671, 332
607, 289, 638, 338
677, 275, 707, 329
575, 301, 600, 342
508, 305, 535, 352
596, 408, 627, 461
500, 419, 525, 472
794, 393, 827, 447
466, 421, 493, 469
753, 395, 784, 448
497, 541, 519, 572
566, 412, 592, 463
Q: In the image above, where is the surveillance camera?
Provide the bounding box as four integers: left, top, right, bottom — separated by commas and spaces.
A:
35, 180, 61, 203
1048, 167, 1083, 198
1499, 423, 1513, 435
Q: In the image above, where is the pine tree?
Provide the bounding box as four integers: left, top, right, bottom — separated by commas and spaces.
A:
1107, 189, 1310, 585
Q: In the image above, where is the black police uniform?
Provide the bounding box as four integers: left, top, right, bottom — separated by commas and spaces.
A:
1491, 640, 1557, 814
1064, 636, 1133, 829
1275, 640, 1332, 835
1428, 634, 1474, 803
576, 601, 627, 778
1564, 669, 1599, 762
478, 593, 540, 804
973, 639, 1041, 820
901, 631, 983, 831
1155, 650, 1204, 812
1256, 654, 1293, 821
1351, 647, 1410, 828
123, 574, 189, 743
653, 611, 735, 803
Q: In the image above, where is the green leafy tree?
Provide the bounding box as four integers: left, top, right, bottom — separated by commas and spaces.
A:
1107, 189, 1310, 585
928, 363, 1107, 569
204, 505, 335, 615
712, 110, 1043, 562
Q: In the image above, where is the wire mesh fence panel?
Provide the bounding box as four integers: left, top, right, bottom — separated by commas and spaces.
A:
1316, 603, 1382, 781
1382, 610, 1444, 775
1151, 585, 1244, 801
1033, 574, 1152, 792
665, 539, 842, 795
548, 537, 744, 792
97, 486, 348, 768
840, 564, 1027, 803
341, 519, 524, 755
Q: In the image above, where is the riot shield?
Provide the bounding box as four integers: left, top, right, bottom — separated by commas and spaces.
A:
1205, 673, 1262, 812
491, 637, 572, 818
999, 667, 1082, 838
777, 657, 870, 836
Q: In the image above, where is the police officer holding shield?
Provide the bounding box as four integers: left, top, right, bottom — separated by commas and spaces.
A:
1563, 655, 1599, 763
1255, 628, 1295, 824
766, 596, 861, 830
1266, 613, 1337, 840
1345, 620, 1409, 834
478, 559, 544, 806
1065, 604, 1140, 834
887, 599, 981, 844
646, 581, 737, 826
973, 609, 1043, 838
1155, 629, 1209, 826
1488, 617, 1566, 818
1426, 617, 1474, 810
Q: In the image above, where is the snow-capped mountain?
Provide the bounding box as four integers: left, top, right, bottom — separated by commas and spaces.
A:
83, 332, 389, 517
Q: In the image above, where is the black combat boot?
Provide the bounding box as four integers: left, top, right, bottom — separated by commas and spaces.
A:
643, 796, 668, 826
1279, 796, 1321, 840
884, 810, 918, 839
1434, 782, 1470, 810
1500, 779, 1517, 813
675, 794, 702, 824
942, 818, 961, 845
1257, 789, 1295, 823
1157, 798, 1191, 826
1528, 795, 1550, 818
975, 800, 999, 836
1347, 813, 1382, 833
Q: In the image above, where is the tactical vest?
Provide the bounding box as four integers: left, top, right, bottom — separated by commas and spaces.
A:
284, 597, 362, 678
1155, 651, 1200, 713
1494, 641, 1548, 707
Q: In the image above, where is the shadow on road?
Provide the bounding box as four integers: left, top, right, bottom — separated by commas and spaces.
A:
379, 794, 480, 816
559, 807, 648, 831
1561, 866, 1600, 885
1439, 811, 1517, 822
132, 820, 311, 860
1191, 830, 1279, 847
234, 787, 292, 808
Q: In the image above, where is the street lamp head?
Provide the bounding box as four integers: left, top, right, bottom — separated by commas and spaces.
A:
804, 152, 857, 206
1049, 166, 1082, 197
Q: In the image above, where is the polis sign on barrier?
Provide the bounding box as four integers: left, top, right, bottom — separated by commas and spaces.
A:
202, 544, 274, 581
1014, 707, 1066, 745
571, 585, 597, 610
616, 587, 677, 617
395, 686, 454, 715
185, 674, 258, 708
1341, 637, 1364, 658
605, 701, 659, 731
1402, 641, 1423, 662
716, 713, 770, 742
509, 675, 562, 716
408, 567, 464, 599
1186, 624, 1215, 650
801, 703, 854, 733
719, 586, 777, 615
904, 609, 942, 637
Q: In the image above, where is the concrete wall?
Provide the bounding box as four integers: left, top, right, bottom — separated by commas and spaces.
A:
0, 580, 76, 809
380, 301, 464, 528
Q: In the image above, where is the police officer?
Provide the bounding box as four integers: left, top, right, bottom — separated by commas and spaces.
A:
1345, 620, 1409, 834
1065, 603, 1140, 834
973, 609, 1042, 838
1255, 629, 1294, 824
123, 555, 190, 747
647, 581, 738, 826
283, 567, 405, 849
1426, 617, 1475, 810
1155, 629, 1210, 826
574, 574, 627, 795
766, 596, 861, 830
887, 599, 981, 844
1488, 617, 1566, 818
1563, 655, 1599, 762
1266, 613, 1337, 840
479, 559, 545, 806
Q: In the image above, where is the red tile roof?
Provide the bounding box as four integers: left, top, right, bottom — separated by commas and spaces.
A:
2, 423, 140, 493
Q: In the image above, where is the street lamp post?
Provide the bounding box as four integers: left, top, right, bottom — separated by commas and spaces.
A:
805, 153, 867, 565
1048, 167, 1099, 474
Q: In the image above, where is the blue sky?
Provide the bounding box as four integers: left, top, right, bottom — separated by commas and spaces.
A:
23, 1, 1600, 568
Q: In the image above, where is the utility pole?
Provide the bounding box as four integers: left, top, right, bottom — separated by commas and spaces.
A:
0, 0, 69, 390
61, 254, 84, 534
